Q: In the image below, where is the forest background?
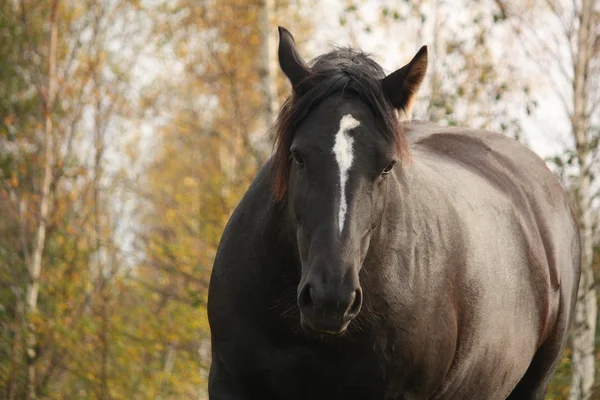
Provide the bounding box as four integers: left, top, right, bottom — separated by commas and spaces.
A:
0, 0, 599, 399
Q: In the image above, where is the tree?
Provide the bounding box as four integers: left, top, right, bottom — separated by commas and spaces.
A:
25, 2, 59, 397
1, 0, 153, 397
568, 2, 599, 397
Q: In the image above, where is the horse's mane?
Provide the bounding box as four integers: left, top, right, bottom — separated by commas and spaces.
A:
270, 47, 409, 202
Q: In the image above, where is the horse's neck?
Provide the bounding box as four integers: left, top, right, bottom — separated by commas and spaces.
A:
266, 200, 302, 269
365, 167, 430, 288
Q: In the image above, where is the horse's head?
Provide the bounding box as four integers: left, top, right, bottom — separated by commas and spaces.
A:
273, 27, 427, 335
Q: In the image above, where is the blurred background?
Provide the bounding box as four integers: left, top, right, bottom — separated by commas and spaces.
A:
0, 0, 598, 399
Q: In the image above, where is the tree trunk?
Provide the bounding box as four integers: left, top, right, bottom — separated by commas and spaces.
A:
259, 0, 278, 152
156, 345, 176, 399
425, 0, 446, 123
569, 0, 597, 398
95, 99, 109, 400
8, 293, 23, 400
26, 2, 59, 398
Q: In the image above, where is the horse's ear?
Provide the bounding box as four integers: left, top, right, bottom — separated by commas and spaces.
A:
380, 46, 428, 119
278, 26, 310, 89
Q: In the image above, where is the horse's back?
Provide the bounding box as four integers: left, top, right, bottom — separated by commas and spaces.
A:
405, 120, 580, 287
405, 119, 580, 320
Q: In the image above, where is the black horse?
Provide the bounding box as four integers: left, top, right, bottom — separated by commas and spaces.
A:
207, 27, 581, 400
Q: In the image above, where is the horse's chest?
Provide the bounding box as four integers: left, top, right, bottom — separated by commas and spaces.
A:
263, 344, 386, 400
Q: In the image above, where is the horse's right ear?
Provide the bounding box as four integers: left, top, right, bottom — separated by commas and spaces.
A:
278, 26, 310, 89
380, 46, 428, 119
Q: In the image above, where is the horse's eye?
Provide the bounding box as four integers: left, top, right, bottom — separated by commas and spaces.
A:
381, 161, 396, 176
292, 151, 305, 167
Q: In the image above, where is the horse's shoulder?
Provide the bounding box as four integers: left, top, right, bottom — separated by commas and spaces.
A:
208, 161, 280, 331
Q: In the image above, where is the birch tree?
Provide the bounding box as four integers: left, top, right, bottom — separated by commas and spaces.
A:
25, 2, 59, 398
569, 0, 600, 400
569, 2, 599, 397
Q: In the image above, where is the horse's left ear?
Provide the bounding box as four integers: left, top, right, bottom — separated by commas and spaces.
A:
278, 26, 310, 90
380, 46, 428, 118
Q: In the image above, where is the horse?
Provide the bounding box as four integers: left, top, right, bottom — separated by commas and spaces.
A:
207, 26, 581, 400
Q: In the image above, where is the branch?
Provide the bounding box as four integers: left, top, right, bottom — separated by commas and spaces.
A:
498, 0, 574, 85
129, 276, 200, 307
543, 0, 577, 64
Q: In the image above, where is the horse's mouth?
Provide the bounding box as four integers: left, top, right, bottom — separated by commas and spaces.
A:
300, 315, 352, 335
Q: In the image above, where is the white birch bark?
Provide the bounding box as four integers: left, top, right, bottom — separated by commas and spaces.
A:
569, 0, 597, 398
26, 2, 59, 398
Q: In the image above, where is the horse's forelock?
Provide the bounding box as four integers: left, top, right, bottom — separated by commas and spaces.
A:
270, 48, 409, 202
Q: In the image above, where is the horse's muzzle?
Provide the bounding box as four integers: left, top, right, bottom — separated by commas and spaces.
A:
297, 284, 363, 335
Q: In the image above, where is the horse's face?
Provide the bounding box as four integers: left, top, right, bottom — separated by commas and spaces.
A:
276, 27, 427, 334
287, 94, 397, 334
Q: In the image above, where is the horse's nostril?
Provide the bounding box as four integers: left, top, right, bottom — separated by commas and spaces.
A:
298, 285, 314, 315
345, 288, 363, 319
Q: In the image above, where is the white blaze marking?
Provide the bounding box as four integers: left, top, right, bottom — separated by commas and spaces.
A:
333, 114, 360, 233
